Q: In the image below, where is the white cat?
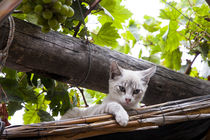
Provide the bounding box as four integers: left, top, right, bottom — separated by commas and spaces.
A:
61, 61, 156, 126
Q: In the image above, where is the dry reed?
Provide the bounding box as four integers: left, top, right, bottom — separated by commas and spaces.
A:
1, 95, 210, 139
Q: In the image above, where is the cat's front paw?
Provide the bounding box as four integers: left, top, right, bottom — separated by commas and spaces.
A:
115, 112, 129, 127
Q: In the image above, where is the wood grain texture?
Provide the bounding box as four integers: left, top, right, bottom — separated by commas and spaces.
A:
0, 18, 210, 105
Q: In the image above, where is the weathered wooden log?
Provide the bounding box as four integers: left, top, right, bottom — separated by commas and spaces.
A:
0, 18, 210, 105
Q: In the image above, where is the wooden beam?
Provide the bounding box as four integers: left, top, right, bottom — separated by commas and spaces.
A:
0, 18, 210, 105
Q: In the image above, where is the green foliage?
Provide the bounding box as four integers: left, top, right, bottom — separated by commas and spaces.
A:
23, 103, 41, 124
142, 54, 161, 65
114, 19, 141, 54
7, 101, 23, 116
92, 22, 120, 47
38, 110, 55, 122
1, 68, 79, 124
143, 15, 161, 33
193, 4, 209, 17
0, 70, 37, 103
159, 1, 181, 20
162, 48, 182, 70
141, 0, 209, 70
162, 21, 183, 52
98, 0, 132, 29
189, 67, 207, 80
85, 89, 106, 104
47, 85, 71, 116
121, 31, 136, 47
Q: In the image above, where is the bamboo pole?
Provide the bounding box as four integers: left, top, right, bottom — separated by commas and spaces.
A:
1, 95, 210, 139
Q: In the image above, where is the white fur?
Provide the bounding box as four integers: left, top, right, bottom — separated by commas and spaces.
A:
61, 62, 156, 126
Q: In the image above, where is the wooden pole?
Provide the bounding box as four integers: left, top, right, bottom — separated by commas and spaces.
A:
0, 0, 22, 25
0, 18, 210, 105
1, 95, 210, 139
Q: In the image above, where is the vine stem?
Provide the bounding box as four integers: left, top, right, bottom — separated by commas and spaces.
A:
73, 0, 101, 37
184, 52, 200, 75
0, 85, 8, 102
187, 0, 193, 7
77, 87, 89, 107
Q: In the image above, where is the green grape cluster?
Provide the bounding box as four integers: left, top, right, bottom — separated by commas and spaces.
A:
20, 0, 74, 33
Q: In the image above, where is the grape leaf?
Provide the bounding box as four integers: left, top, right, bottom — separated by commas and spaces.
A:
92, 22, 120, 47
98, 0, 132, 29
138, 49, 143, 58
36, 92, 50, 111
142, 54, 160, 64
46, 82, 71, 116
85, 89, 106, 104
143, 15, 162, 33
162, 49, 182, 70
143, 34, 162, 55
124, 44, 130, 54
26, 73, 33, 86
121, 31, 136, 47
12, 13, 27, 21
2, 67, 17, 80
7, 101, 23, 116
193, 4, 209, 16
19, 86, 38, 103
38, 110, 55, 122
127, 19, 141, 41
26, 14, 37, 25
41, 77, 55, 89
0, 78, 18, 88
162, 21, 184, 52
199, 41, 210, 60
32, 74, 39, 87
18, 72, 28, 88
190, 67, 199, 77
159, 2, 181, 20
23, 103, 40, 124
151, 45, 162, 55
23, 91, 50, 124
100, 6, 114, 21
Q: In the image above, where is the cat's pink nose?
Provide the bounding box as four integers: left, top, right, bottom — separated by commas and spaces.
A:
125, 98, 131, 103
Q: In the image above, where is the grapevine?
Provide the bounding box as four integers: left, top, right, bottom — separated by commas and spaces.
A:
19, 0, 74, 33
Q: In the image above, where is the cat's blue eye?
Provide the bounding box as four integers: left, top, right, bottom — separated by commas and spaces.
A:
119, 86, 126, 92
133, 89, 142, 94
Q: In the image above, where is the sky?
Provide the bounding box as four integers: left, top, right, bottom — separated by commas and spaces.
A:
124, 0, 165, 58
9, 0, 209, 125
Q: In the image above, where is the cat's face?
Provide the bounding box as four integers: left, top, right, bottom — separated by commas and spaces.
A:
109, 61, 156, 109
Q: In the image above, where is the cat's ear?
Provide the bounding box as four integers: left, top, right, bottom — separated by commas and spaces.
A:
140, 66, 156, 85
110, 61, 122, 79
